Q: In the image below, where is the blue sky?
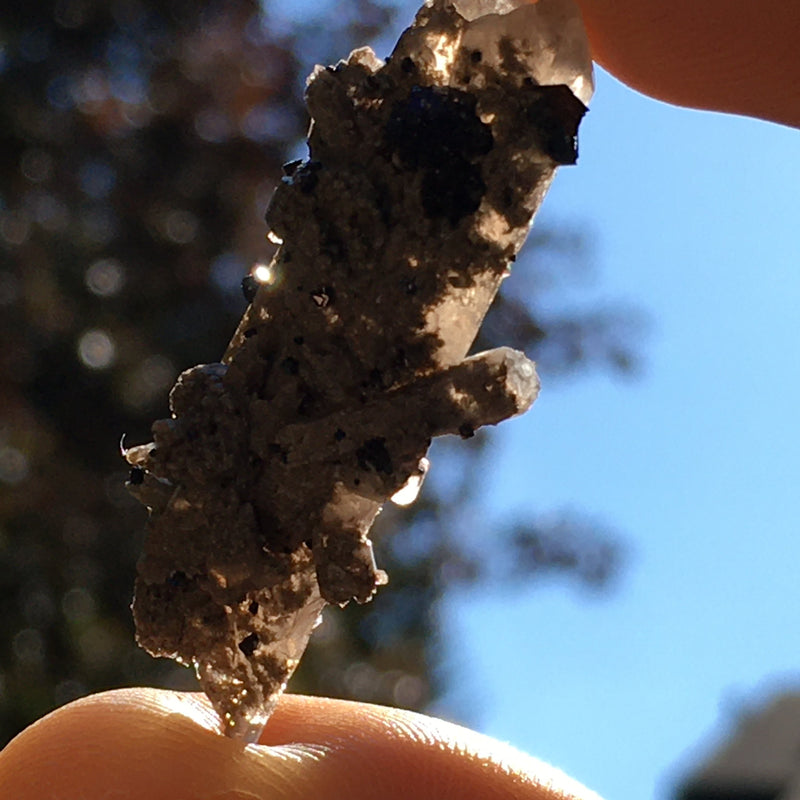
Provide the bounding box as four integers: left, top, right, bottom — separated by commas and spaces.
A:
447, 67, 800, 799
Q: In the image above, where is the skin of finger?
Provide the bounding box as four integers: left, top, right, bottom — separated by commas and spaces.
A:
576, 0, 800, 128
0, 689, 602, 800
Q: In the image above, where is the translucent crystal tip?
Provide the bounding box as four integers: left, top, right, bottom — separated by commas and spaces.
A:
449, 0, 594, 105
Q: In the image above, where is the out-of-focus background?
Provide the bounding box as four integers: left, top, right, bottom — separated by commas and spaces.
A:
1, 2, 798, 799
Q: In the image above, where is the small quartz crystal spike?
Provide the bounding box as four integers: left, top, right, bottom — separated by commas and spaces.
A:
126, 0, 590, 742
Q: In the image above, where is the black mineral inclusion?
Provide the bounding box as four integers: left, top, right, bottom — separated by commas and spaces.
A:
356, 437, 394, 475
241, 275, 258, 304
524, 84, 587, 166
386, 85, 493, 224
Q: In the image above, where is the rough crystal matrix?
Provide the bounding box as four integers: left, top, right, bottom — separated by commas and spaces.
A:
124, 0, 593, 742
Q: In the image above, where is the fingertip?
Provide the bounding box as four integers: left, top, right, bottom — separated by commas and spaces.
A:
578, 0, 800, 128
0, 689, 322, 800
0, 691, 600, 800
261, 695, 601, 800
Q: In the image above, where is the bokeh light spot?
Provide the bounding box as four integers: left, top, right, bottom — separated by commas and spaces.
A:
54, 0, 92, 30
0, 211, 32, 246
79, 160, 116, 199
20, 149, 54, 183
33, 193, 69, 231
240, 104, 296, 142
165, 209, 198, 244
12, 628, 45, 668
62, 586, 96, 623
110, 70, 148, 105
46, 74, 74, 109
0, 446, 30, 486
122, 354, 177, 410
195, 109, 233, 143
73, 68, 109, 108
343, 661, 380, 698
77, 328, 116, 370
85, 258, 125, 296
392, 673, 425, 707
78, 623, 120, 671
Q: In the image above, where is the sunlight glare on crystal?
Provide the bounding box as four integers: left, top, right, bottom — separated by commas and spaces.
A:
430, 33, 458, 76
251, 263, 274, 283
390, 457, 430, 506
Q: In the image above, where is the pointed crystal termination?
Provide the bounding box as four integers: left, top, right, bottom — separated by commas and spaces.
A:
126, 0, 590, 742
445, 0, 594, 104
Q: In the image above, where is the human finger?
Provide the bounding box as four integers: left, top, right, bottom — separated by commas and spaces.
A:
0, 688, 600, 800
576, 0, 800, 128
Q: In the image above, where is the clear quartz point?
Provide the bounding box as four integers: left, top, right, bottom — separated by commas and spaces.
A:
442, 0, 594, 104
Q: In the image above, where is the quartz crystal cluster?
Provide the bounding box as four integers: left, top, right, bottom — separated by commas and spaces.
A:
125, 0, 592, 742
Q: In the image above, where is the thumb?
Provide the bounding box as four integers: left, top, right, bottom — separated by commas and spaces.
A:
577, 0, 800, 128
0, 688, 600, 800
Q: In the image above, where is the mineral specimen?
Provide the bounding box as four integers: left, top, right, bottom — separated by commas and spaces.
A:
124, 0, 592, 742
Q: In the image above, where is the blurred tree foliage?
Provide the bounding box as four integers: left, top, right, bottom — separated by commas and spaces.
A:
0, 0, 637, 746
